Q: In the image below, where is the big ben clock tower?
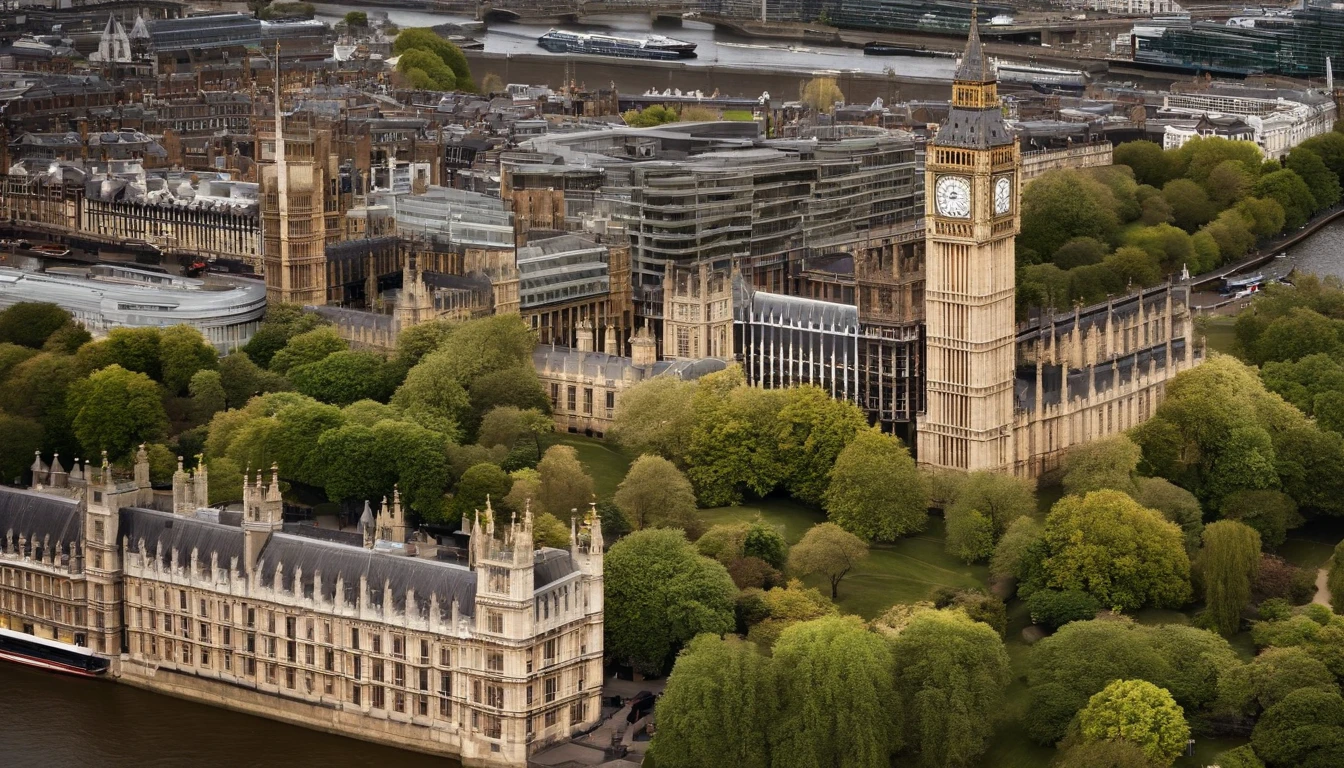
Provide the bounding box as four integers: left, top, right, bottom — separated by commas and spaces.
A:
917, 6, 1020, 472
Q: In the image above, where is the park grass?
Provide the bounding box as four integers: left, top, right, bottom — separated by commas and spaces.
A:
722, 109, 755, 121
698, 497, 825, 544
1278, 516, 1344, 571
542, 432, 633, 500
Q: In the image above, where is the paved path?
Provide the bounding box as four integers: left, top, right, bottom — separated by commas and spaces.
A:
1314, 567, 1332, 607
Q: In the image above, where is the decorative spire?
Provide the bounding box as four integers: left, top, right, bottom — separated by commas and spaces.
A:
954, 1, 993, 84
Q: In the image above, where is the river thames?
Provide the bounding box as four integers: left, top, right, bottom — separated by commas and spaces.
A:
0, 663, 459, 767
1286, 218, 1344, 281
312, 4, 959, 78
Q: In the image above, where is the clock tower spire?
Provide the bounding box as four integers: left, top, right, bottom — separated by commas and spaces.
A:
918, 7, 1020, 472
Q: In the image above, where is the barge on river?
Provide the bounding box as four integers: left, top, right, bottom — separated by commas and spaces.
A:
0, 626, 109, 678
537, 29, 698, 60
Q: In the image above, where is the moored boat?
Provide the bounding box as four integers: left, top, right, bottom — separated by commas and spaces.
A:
537, 29, 697, 60
0, 626, 109, 678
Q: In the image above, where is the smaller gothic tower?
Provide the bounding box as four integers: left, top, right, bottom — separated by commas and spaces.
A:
243, 465, 283, 574
84, 451, 137, 655
471, 497, 537, 642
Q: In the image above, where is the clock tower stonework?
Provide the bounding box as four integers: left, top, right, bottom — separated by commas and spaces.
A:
918, 12, 1020, 472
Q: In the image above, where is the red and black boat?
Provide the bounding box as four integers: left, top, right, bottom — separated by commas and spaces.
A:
0, 627, 109, 678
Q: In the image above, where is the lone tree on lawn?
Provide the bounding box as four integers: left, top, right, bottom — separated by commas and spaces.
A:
788, 522, 869, 600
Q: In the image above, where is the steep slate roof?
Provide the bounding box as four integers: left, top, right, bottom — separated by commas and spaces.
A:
255, 533, 480, 619
0, 486, 81, 554
122, 506, 244, 570
954, 13, 994, 83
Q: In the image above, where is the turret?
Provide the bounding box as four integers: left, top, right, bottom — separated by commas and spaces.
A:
48, 453, 67, 488
172, 456, 193, 515
575, 319, 595, 352
630, 324, 657, 367
358, 501, 375, 549
30, 451, 48, 489
242, 464, 283, 574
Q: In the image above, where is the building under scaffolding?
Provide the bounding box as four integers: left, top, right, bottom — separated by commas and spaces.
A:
735, 279, 924, 436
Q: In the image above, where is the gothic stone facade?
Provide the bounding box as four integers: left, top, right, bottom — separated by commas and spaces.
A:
0, 451, 604, 768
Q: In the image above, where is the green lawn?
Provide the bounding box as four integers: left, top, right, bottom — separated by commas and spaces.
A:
1200, 316, 1238, 355
542, 433, 633, 500
722, 109, 755, 121
698, 497, 826, 544
1278, 516, 1344, 571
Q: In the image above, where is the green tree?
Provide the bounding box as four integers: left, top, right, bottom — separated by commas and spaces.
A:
946, 507, 995, 563
1204, 208, 1257, 263
1041, 491, 1192, 611
0, 342, 36, 381
0, 411, 43, 484
1162, 179, 1217, 232
1104, 245, 1164, 287
1133, 477, 1204, 554
0, 302, 73, 349
1198, 520, 1261, 635
1122, 223, 1197, 275
1237, 196, 1287, 238
158, 325, 217, 396
343, 10, 367, 26
477, 406, 551, 457
532, 511, 570, 547
605, 529, 736, 676
537, 444, 595, 520
1062, 434, 1141, 496
776, 386, 867, 505
799, 76, 844, 113
1331, 540, 1344, 615
465, 365, 549, 435
614, 454, 699, 533
205, 456, 245, 504
609, 375, 697, 465
1254, 169, 1317, 229
242, 304, 326, 368
1222, 646, 1338, 715
393, 28, 471, 84
393, 319, 453, 369
79, 326, 162, 380
651, 634, 773, 768
268, 327, 346, 374
67, 364, 169, 460
946, 470, 1036, 557
788, 522, 870, 600
623, 105, 680, 126
890, 609, 1011, 768
744, 519, 788, 569
685, 366, 785, 505
1220, 490, 1299, 549
1025, 589, 1100, 629
1115, 140, 1178, 188
289, 350, 394, 406
824, 428, 928, 541
745, 580, 837, 646
1250, 688, 1344, 768
1052, 236, 1110, 269
2, 352, 82, 456
218, 351, 288, 409
42, 321, 91, 355
1254, 306, 1340, 364
451, 463, 512, 523
1204, 159, 1253, 208
1178, 137, 1264, 183
1076, 679, 1190, 766
1054, 740, 1163, 768
503, 467, 542, 516
771, 616, 901, 768
1019, 169, 1121, 264
1287, 145, 1341, 211
989, 515, 1044, 581
188, 369, 227, 424
397, 48, 457, 90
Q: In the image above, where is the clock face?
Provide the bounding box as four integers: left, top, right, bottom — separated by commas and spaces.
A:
994, 176, 1013, 215
935, 175, 971, 218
